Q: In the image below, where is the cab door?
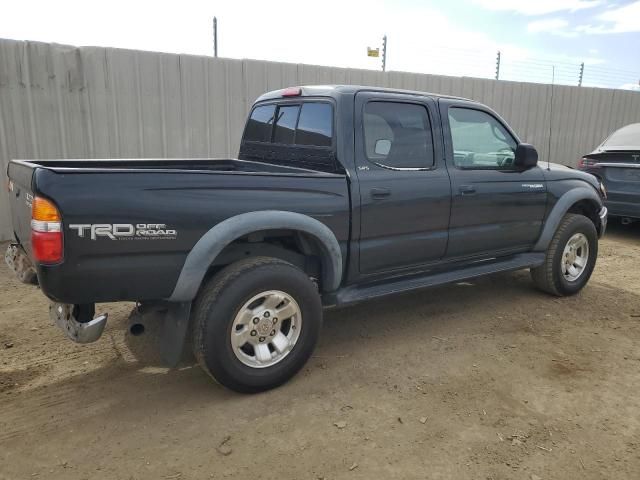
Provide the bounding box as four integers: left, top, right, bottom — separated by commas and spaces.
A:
440, 99, 547, 259
354, 92, 451, 275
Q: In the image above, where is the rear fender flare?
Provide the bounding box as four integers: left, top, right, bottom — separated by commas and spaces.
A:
533, 187, 602, 252
168, 211, 343, 302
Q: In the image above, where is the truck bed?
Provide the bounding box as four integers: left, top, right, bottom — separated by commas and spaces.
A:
8, 158, 350, 304
10, 157, 334, 174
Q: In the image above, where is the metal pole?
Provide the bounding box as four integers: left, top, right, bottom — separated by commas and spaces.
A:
495, 51, 501, 80
578, 62, 584, 86
213, 17, 218, 57
382, 35, 387, 72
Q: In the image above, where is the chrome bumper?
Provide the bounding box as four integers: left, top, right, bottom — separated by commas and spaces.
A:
599, 206, 608, 237
49, 303, 108, 344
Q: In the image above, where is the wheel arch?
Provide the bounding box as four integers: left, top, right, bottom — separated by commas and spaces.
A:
168, 211, 343, 302
533, 187, 602, 252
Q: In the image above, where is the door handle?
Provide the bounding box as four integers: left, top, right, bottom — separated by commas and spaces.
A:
459, 185, 476, 195
371, 187, 391, 199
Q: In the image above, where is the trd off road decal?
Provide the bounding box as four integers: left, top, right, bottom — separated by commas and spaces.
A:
69, 223, 177, 240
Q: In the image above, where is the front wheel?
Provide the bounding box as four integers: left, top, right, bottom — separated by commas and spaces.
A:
192, 257, 322, 393
531, 214, 598, 296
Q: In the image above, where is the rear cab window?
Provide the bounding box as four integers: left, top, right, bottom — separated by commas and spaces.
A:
244, 105, 276, 143
240, 99, 338, 172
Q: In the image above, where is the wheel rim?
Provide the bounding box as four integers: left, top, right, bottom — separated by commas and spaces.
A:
230, 290, 302, 368
561, 233, 590, 282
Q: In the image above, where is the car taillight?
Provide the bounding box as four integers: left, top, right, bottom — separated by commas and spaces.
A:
31, 196, 63, 263
577, 157, 598, 169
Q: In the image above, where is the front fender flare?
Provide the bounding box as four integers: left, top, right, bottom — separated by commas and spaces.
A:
533, 187, 602, 252
168, 211, 343, 302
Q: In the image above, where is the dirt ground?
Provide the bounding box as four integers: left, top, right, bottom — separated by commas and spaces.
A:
1, 222, 639, 480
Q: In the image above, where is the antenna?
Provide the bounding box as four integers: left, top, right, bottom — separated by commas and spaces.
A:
213, 17, 218, 57
547, 66, 555, 171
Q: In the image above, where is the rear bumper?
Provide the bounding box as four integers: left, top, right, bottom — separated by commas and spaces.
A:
49, 303, 108, 344
5, 244, 108, 343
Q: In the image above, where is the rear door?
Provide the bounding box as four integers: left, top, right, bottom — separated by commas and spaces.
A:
354, 92, 451, 275
440, 99, 547, 259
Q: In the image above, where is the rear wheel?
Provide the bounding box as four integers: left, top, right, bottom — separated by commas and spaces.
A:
192, 257, 322, 393
531, 214, 598, 296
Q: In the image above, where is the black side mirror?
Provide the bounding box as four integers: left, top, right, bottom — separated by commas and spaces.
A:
514, 143, 538, 169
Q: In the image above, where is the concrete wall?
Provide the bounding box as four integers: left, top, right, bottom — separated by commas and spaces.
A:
2, 38, 640, 241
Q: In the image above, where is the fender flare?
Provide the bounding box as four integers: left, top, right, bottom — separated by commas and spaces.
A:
533, 187, 602, 252
168, 211, 343, 302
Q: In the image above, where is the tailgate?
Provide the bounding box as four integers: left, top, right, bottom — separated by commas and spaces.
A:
6, 160, 37, 257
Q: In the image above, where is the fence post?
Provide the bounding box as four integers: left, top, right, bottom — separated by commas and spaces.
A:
382, 35, 387, 72
495, 51, 501, 80
578, 62, 584, 87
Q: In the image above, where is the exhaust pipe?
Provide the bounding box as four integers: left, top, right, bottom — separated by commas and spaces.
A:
129, 323, 146, 336
621, 217, 633, 225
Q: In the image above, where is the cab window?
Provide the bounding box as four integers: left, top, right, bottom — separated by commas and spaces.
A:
448, 108, 517, 169
244, 105, 276, 143
363, 101, 434, 169
243, 102, 334, 148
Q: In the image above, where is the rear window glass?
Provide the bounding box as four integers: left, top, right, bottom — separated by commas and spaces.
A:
244, 101, 334, 148
603, 123, 640, 148
296, 103, 333, 147
273, 105, 300, 144
244, 105, 275, 142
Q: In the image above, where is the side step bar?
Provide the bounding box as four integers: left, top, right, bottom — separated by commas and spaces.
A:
327, 253, 545, 307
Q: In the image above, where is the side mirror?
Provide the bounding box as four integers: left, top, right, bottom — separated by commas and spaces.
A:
514, 143, 538, 169
374, 139, 391, 156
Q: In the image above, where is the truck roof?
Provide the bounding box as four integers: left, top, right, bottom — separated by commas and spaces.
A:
255, 85, 476, 103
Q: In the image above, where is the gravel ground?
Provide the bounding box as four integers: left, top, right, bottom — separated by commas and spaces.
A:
1, 221, 639, 480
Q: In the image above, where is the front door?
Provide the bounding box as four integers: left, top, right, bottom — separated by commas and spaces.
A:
355, 92, 451, 275
440, 100, 547, 259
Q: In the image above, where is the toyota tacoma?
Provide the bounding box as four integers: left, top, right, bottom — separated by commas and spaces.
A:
5, 85, 608, 392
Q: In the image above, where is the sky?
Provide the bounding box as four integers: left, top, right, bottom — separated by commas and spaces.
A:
1, 0, 639, 90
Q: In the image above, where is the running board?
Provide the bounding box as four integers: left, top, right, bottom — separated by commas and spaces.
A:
327, 253, 545, 307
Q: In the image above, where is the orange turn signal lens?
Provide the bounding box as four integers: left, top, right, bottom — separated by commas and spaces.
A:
32, 197, 61, 222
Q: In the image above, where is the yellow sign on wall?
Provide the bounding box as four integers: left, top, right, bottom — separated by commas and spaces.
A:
367, 47, 379, 58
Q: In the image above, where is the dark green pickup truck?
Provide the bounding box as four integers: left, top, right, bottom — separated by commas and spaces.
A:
6, 85, 607, 392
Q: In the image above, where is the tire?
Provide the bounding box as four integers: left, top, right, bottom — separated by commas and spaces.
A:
192, 257, 322, 393
531, 214, 598, 296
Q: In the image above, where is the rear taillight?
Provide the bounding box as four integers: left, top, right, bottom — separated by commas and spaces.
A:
31, 197, 63, 263
577, 157, 598, 169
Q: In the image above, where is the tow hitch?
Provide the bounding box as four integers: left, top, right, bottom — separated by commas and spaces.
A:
49, 303, 108, 344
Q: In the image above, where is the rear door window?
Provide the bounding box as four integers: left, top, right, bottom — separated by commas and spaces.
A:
363, 101, 434, 169
244, 105, 276, 142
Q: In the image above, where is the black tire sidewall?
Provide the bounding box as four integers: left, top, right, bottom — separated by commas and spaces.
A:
551, 216, 598, 295
198, 261, 322, 393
